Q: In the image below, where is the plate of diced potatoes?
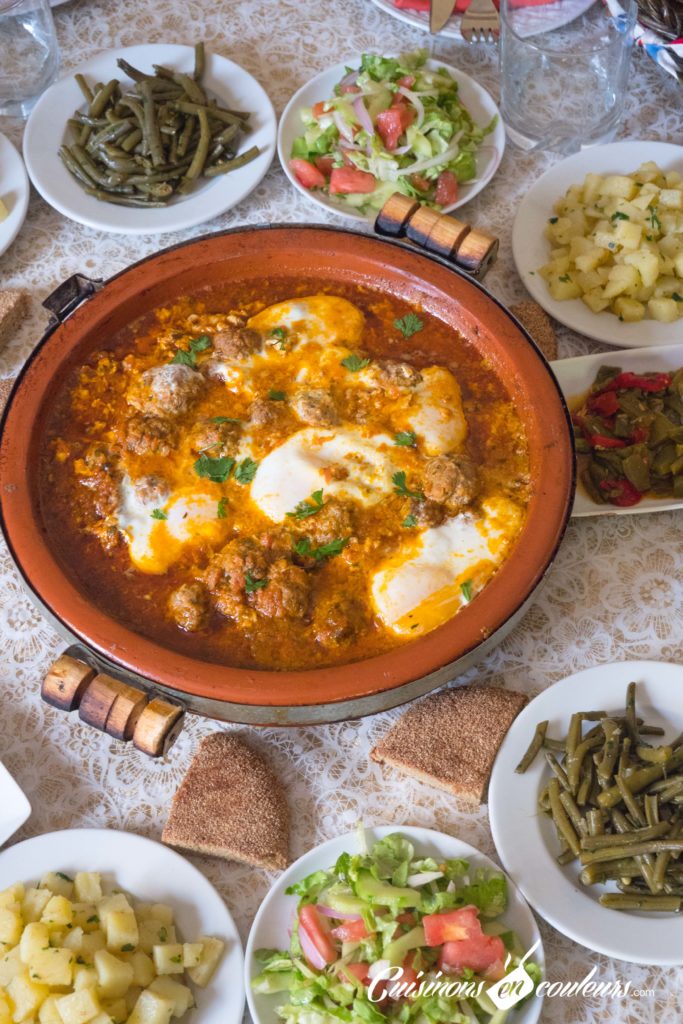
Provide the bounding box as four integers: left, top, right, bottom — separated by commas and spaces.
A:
0, 829, 244, 1024
512, 141, 683, 347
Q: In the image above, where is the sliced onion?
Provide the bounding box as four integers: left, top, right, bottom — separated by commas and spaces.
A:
340, 69, 359, 89
353, 96, 374, 136
393, 143, 412, 155
333, 110, 355, 144
397, 131, 464, 176
398, 86, 425, 129
298, 923, 327, 971
406, 870, 444, 887
316, 904, 362, 922
446, 880, 456, 893
368, 958, 392, 980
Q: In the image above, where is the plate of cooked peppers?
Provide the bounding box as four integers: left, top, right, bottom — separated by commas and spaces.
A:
551, 343, 683, 516
489, 661, 683, 965
22, 43, 276, 234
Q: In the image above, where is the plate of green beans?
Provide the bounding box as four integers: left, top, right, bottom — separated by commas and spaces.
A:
22, 44, 276, 235
489, 661, 683, 964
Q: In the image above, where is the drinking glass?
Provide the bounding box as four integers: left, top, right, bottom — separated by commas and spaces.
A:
499, 0, 637, 154
0, 0, 60, 118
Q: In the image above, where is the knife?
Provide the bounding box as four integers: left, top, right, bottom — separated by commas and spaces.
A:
430, 0, 454, 32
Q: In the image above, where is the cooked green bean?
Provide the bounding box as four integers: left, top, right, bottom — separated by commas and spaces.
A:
580, 859, 643, 885
515, 721, 548, 773
139, 80, 164, 168
637, 745, 673, 764
581, 840, 683, 865
194, 41, 205, 81
203, 146, 260, 176
599, 748, 683, 809
599, 893, 681, 912
75, 73, 94, 104
581, 821, 670, 850
568, 732, 603, 791
549, 778, 581, 857
85, 188, 166, 207
559, 790, 589, 837
171, 99, 244, 125
596, 719, 621, 781
120, 128, 143, 152
89, 80, 118, 119
543, 751, 571, 791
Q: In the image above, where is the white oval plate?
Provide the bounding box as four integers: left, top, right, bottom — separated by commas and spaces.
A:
369, 0, 596, 39
0, 760, 31, 848
278, 57, 505, 222
0, 828, 245, 1022
551, 342, 683, 517
245, 824, 544, 1024
513, 141, 683, 348
23, 45, 276, 235
0, 133, 30, 258
489, 661, 683, 965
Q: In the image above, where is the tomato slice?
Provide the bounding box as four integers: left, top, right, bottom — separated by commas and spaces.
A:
423, 905, 480, 945
435, 170, 458, 207
344, 961, 370, 985
312, 101, 331, 119
313, 155, 335, 178
329, 167, 376, 194
290, 158, 326, 189
299, 905, 337, 964
330, 918, 371, 942
375, 106, 415, 150
439, 932, 506, 975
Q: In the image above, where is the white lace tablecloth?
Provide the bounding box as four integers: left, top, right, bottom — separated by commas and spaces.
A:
1, 1, 682, 1020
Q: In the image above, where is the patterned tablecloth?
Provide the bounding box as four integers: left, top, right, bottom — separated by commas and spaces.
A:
0, 0, 681, 1020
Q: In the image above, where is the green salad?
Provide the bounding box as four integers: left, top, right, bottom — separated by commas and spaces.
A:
252, 831, 541, 1023
288, 51, 497, 214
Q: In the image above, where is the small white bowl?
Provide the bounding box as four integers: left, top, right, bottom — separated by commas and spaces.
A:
245, 824, 544, 1024
278, 57, 505, 222
0, 134, 29, 258
0, 759, 31, 847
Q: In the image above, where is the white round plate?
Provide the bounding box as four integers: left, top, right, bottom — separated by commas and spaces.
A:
246, 824, 544, 1024
278, 58, 505, 222
0, 828, 245, 1022
489, 661, 683, 965
512, 141, 683, 348
23, 45, 276, 235
369, 0, 596, 39
0, 133, 29, 258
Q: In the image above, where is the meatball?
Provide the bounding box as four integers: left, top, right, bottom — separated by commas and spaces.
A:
125, 414, 176, 456
204, 537, 270, 595
250, 398, 280, 427
190, 418, 239, 456
80, 471, 119, 518
292, 388, 339, 427
83, 445, 117, 472
373, 360, 422, 391
313, 596, 365, 647
308, 499, 355, 546
129, 364, 204, 417
250, 558, 311, 621
213, 323, 262, 360
408, 497, 446, 529
422, 454, 478, 512
133, 474, 170, 507
168, 583, 209, 632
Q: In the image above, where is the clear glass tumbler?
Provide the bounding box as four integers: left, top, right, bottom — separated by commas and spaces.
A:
499, 0, 637, 154
0, 0, 60, 118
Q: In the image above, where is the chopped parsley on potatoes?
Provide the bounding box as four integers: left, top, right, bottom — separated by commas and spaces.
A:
0, 872, 224, 1024
539, 161, 683, 323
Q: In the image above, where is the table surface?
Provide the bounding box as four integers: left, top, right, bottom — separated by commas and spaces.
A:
1, 1, 681, 1021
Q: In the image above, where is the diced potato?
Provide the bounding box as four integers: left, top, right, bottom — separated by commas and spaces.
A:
72, 965, 97, 992
41, 899, 73, 929
622, 249, 660, 288
73, 878, 101, 907
20, 925, 50, 965
100, 1000, 126, 1024
78, 935, 105, 960
600, 174, 637, 199
654, 275, 681, 297
612, 297, 646, 324
63, 929, 84, 954
659, 189, 683, 210
0, 948, 24, 986
674, 251, 683, 277
137, 923, 175, 956
87, 1015, 114, 1024
38, 996, 62, 1024
181, 944, 202, 970
603, 264, 639, 298
186, 937, 224, 988
574, 245, 609, 273
8, 973, 50, 1022
127, 952, 154, 989
147, 978, 194, 1018
548, 274, 581, 301
0, 886, 25, 910
39, 876, 74, 901
104, 913, 138, 955
582, 173, 604, 204
635, 161, 661, 183
648, 296, 682, 322
96, 896, 131, 927
612, 219, 642, 250
147, 908, 173, 928
0, 909, 23, 948
27, 949, 74, 988
71, 909, 98, 935
127, 991, 174, 1024
0, 995, 11, 1024
22, 892, 52, 926
124, 988, 142, 1015
151, 946, 183, 977
54, 989, 100, 1024
93, 951, 133, 999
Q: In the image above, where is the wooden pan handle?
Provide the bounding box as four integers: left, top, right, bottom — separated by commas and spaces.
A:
374, 192, 499, 279
40, 652, 185, 758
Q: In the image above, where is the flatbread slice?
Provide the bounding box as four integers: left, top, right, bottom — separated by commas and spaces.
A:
371, 685, 527, 804
162, 732, 289, 870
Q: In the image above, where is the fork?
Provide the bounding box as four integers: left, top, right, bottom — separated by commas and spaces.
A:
460, 0, 500, 42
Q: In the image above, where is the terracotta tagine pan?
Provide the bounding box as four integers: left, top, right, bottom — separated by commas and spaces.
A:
0, 225, 575, 725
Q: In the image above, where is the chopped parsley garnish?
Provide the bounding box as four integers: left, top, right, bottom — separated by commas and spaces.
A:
402, 514, 418, 528
170, 334, 211, 368
86, 915, 99, 924
216, 497, 228, 519
608, 242, 616, 250
287, 489, 325, 519
394, 430, 417, 447
558, 274, 571, 283
193, 454, 235, 483
120, 944, 135, 953
293, 536, 350, 562
170, 955, 182, 964
56, 872, 73, 883
210, 415, 241, 424
150, 508, 167, 520
76, 957, 86, 964
341, 353, 371, 373
672, 293, 683, 303
233, 457, 259, 485
647, 204, 661, 232
460, 580, 473, 603
270, 326, 289, 349
268, 390, 286, 401
245, 572, 268, 594
392, 471, 423, 500
548, 216, 558, 224
611, 211, 630, 221
158, 928, 168, 943
394, 312, 424, 338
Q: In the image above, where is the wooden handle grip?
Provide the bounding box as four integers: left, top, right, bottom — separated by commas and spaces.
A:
374, 192, 498, 279
41, 652, 185, 758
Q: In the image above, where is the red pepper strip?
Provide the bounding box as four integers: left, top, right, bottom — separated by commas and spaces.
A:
604, 372, 672, 393
598, 478, 642, 507
587, 391, 619, 416
587, 434, 626, 448
630, 426, 649, 444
